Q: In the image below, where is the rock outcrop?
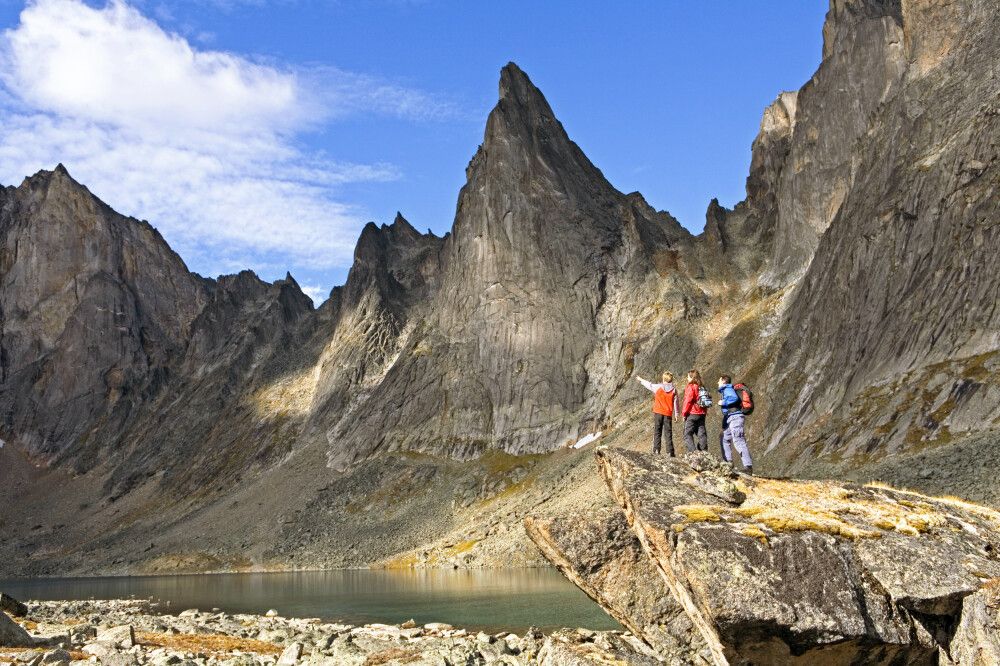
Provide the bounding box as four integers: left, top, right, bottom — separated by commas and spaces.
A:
528, 448, 1000, 665
524, 506, 710, 665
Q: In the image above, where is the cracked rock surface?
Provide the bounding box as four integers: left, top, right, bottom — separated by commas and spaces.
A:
528, 448, 1000, 665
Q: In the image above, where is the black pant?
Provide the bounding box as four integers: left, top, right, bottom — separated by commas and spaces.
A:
683, 414, 708, 452
652, 413, 675, 456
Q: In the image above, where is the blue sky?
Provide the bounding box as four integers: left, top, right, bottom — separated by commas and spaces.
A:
0, 0, 825, 302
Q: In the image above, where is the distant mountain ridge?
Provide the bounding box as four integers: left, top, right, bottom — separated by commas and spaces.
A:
0, 0, 997, 576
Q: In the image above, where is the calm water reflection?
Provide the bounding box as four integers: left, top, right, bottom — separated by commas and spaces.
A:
0, 569, 619, 633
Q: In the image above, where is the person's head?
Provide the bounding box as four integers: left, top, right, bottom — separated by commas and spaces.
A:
719, 374, 732, 388
687, 369, 702, 386
661, 371, 674, 384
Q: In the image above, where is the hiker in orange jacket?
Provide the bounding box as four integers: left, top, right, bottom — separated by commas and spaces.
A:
635, 372, 680, 456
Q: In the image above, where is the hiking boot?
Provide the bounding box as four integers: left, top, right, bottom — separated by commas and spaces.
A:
745, 465, 754, 476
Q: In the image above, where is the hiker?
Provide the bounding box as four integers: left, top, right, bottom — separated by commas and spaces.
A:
718, 375, 753, 475
635, 372, 680, 455
681, 369, 709, 452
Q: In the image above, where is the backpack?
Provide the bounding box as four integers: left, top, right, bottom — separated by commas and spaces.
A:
697, 386, 713, 408
733, 382, 754, 415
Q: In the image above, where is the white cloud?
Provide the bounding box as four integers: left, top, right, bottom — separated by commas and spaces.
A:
0, 0, 450, 290
2, 0, 309, 134
307, 66, 461, 122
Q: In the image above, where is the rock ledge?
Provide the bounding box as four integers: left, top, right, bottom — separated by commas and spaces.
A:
527, 448, 1000, 665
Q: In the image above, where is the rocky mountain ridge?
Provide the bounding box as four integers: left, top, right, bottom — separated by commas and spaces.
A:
1, 0, 998, 576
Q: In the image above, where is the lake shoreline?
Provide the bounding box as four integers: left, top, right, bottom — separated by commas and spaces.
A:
2, 598, 660, 665
0, 563, 556, 582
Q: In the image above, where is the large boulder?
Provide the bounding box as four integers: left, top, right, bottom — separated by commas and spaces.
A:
524, 504, 710, 664
529, 448, 1000, 665
0, 610, 33, 647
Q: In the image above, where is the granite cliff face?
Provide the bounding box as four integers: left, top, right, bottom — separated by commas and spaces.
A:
765, 0, 909, 284
759, 0, 1000, 473
0, 166, 210, 467
0, 0, 998, 577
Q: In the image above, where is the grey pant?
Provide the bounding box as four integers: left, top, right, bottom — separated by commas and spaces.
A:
652, 413, 675, 456
721, 413, 752, 468
683, 414, 707, 452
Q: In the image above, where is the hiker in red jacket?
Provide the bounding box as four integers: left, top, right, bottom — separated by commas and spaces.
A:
635, 372, 680, 455
681, 369, 709, 452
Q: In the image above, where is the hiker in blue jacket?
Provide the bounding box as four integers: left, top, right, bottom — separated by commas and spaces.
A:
718, 375, 753, 475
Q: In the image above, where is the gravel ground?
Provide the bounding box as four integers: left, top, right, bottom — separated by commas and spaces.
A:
1, 599, 659, 666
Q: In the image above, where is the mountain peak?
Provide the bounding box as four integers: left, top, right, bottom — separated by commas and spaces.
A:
389, 211, 420, 240
493, 63, 557, 131
498, 62, 535, 99
476, 61, 605, 193
23, 164, 76, 190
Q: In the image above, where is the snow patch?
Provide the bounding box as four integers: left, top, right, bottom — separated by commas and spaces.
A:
571, 432, 603, 449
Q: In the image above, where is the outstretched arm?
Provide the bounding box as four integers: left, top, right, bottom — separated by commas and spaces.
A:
635, 376, 655, 392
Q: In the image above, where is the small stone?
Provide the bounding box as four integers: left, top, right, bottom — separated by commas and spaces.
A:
71, 624, 97, 642
41, 649, 71, 665
365, 623, 396, 632
422, 622, 453, 632
275, 642, 301, 666
264, 610, 279, 618
82, 644, 115, 659
97, 625, 135, 648
400, 619, 416, 629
